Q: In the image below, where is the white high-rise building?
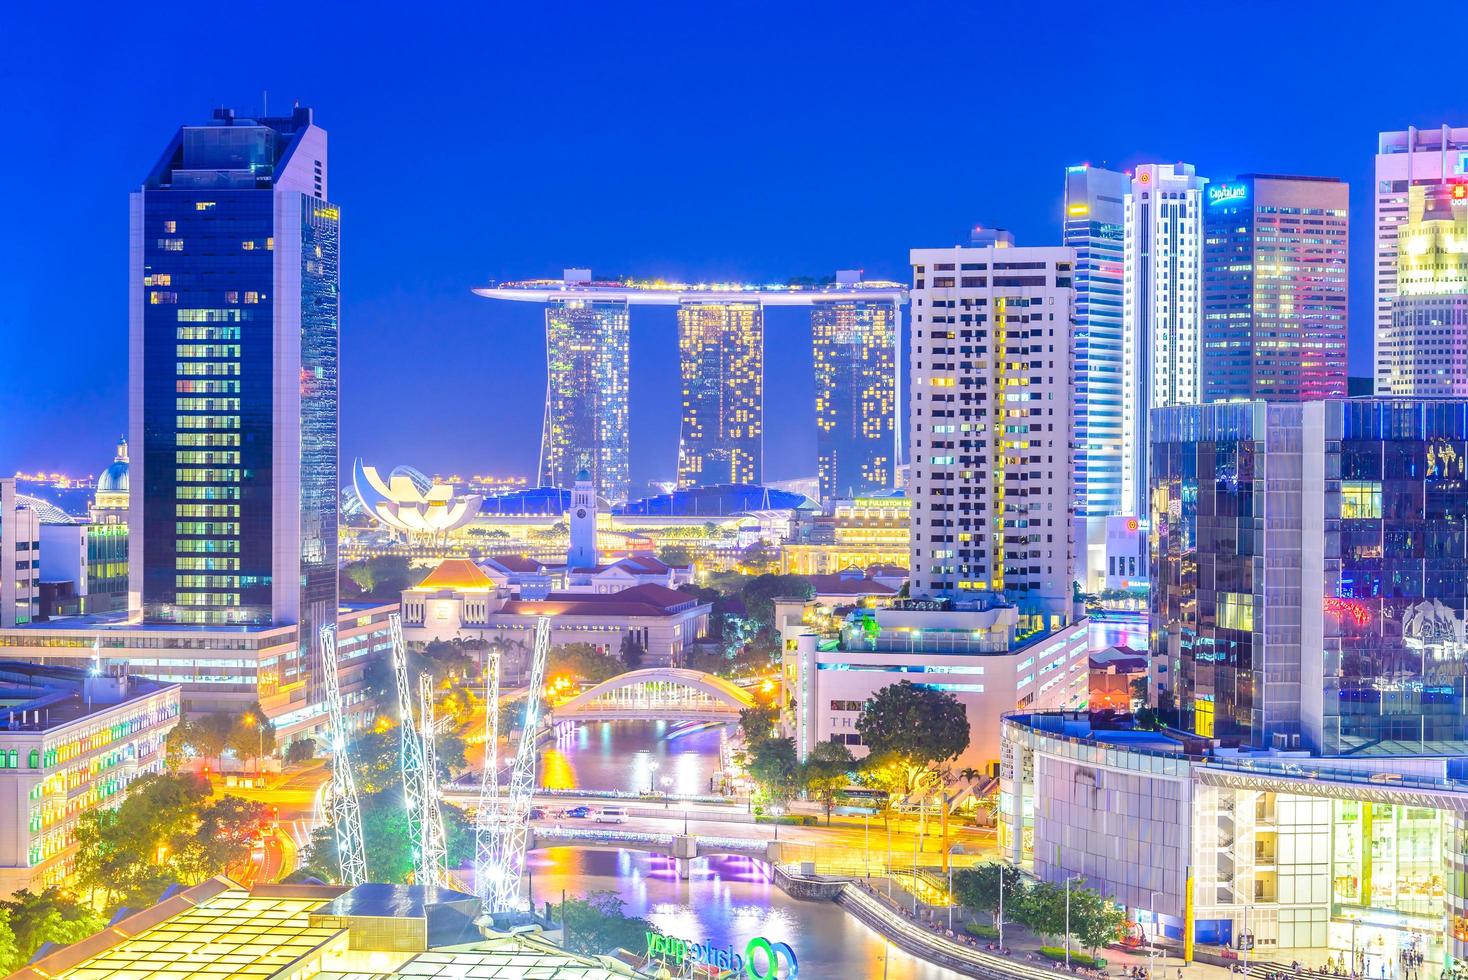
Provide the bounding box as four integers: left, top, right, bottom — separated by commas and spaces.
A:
908, 235, 1076, 626
1375, 125, 1468, 389
1122, 162, 1207, 518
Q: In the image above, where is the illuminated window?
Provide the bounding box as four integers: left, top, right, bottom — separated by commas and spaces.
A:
1217, 592, 1254, 632
1194, 696, 1215, 738
1341, 480, 1382, 519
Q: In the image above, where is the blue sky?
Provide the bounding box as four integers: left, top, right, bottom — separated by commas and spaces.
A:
2, 1, 1461, 494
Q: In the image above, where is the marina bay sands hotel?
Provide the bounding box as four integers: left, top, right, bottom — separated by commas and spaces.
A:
475, 270, 908, 504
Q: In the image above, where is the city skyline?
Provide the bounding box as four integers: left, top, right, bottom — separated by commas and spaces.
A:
4, 3, 1464, 485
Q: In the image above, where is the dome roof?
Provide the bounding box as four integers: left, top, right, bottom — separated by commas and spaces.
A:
97, 437, 129, 494
97, 460, 129, 494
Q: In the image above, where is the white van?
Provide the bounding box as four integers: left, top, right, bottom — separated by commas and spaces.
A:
593, 806, 629, 824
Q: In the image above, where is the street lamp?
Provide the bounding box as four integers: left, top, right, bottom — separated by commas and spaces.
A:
771, 804, 784, 842
946, 842, 965, 933
997, 865, 1006, 952
243, 713, 262, 779
863, 814, 870, 878
661, 775, 673, 808
1147, 889, 1162, 980
646, 759, 659, 795
1064, 874, 1083, 969
681, 800, 691, 836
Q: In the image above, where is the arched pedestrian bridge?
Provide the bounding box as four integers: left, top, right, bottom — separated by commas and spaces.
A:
551, 668, 756, 722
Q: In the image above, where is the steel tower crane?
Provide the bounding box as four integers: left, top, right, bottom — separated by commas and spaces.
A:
388, 614, 429, 877
473, 638, 503, 906
417, 671, 449, 885
482, 616, 550, 911
318, 624, 367, 885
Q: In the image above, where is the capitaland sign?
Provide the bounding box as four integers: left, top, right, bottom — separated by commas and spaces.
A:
646, 931, 799, 978
1208, 183, 1248, 205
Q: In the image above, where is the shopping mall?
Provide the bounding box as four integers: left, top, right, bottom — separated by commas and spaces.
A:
1001, 400, 1468, 974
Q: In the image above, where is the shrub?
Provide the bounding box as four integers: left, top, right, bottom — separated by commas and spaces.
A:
754, 813, 817, 827
964, 922, 1000, 939
1038, 947, 1105, 969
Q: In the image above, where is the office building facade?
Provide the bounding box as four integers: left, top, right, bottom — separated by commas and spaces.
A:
908, 239, 1076, 624
1, 481, 40, 628
1380, 183, 1468, 396
1202, 175, 1349, 403
129, 107, 338, 692
1063, 165, 1129, 587
676, 300, 763, 487
811, 292, 900, 501
1375, 125, 1468, 387
1122, 162, 1207, 518
1151, 399, 1468, 755
539, 276, 631, 503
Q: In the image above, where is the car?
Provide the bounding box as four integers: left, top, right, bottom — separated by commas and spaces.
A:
528, 807, 545, 820
593, 806, 629, 824
565, 805, 592, 818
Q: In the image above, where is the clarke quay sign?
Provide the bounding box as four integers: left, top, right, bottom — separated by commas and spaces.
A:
646, 931, 799, 979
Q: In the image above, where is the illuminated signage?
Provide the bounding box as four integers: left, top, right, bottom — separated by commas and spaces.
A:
646, 932, 799, 978
1208, 183, 1248, 205
1453, 183, 1468, 201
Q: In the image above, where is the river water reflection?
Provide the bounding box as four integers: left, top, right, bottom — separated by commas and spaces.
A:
538, 719, 729, 795
526, 847, 966, 980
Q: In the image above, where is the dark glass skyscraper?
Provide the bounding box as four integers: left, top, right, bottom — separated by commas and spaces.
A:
129, 107, 338, 689
1152, 399, 1468, 755
539, 296, 631, 503
811, 299, 898, 501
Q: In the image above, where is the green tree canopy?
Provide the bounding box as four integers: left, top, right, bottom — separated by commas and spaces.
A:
746, 736, 801, 807
738, 703, 778, 745
0, 888, 104, 968
739, 574, 814, 627
296, 792, 475, 885
1068, 884, 1126, 953
951, 863, 1025, 924
855, 681, 970, 796
1014, 881, 1069, 944
548, 643, 626, 684
559, 892, 653, 957
802, 739, 855, 825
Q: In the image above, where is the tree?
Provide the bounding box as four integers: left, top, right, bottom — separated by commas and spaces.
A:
0, 907, 18, 975
657, 543, 693, 567
548, 643, 625, 684
739, 574, 814, 628
226, 703, 276, 773
164, 719, 195, 772
618, 633, 646, 670
855, 682, 970, 799
746, 736, 801, 807
192, 713, 232, 771
0, 889, 105, 967
802, 739, 854, 825
1014, 881, 1069, 944
559, 892, 654, 957
297, 792, 476, 885
285, 739, 316, 764
738, 703, 778, 746
1069, 885, 1126, 954
344, 555, 416, 598
951, 863, 1025, 925
171, 796, 267, 883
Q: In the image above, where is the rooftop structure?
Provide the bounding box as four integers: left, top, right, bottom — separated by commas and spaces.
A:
474, 274, 907, 305
6, 879, 629, 980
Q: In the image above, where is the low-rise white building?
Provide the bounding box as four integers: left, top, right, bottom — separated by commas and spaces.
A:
402, 559, 709, 666
0, 663, 181, 896
777, 597, 1088, 772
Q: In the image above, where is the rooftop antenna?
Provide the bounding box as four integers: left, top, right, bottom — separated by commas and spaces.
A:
262, 90, 268, 116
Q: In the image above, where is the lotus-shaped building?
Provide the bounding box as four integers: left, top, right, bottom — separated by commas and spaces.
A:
352, 459, 483, 545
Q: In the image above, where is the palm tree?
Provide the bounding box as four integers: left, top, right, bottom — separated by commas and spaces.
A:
959, 766, 983, 784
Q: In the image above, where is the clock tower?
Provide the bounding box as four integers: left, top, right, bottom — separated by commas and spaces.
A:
566, 469, 598, 570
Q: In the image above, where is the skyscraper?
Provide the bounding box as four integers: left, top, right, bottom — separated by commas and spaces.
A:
539, 274, 630, 503
1152, 399, 1468, 755
811, 285, 899, 501
129, 107, 339, 674
1063, 164, 1128, 586
676, 300, 763, 488
1375, 125, 1468, 388
1122, 162, 1207, 518
1380, 183, 1468, 396
908, 237, 1076, 625
1202, 174, 1349, 403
